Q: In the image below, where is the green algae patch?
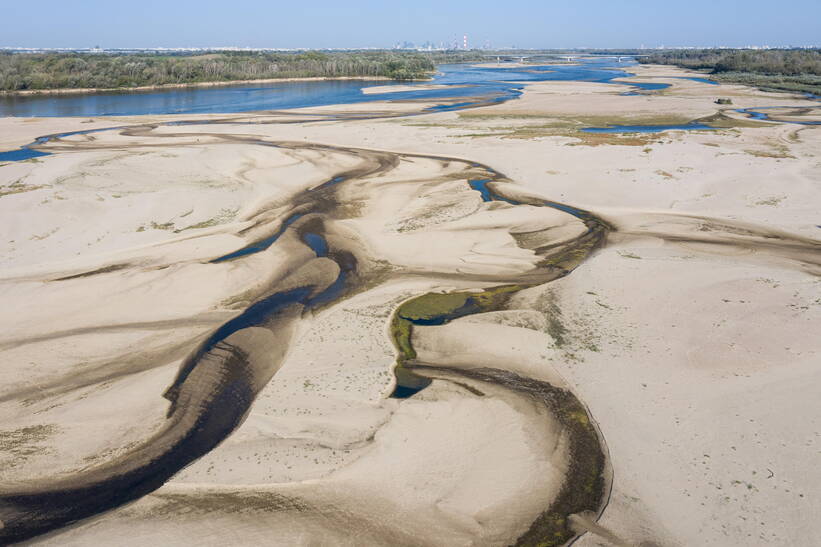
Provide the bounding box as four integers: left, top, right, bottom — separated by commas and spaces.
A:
0, 179, 48, 198
174, 207, 238, 232
744, 147, 795, 159
698, 112, 771, 129
515, 385, 608, 547
396, 285, 526, 330
389, 285, 529, 393
451, 112, 698, 145
424, 367, 609, 547
537, 225, 608, 274
390, 314, 416, 361
398, 292, 474, 323
458, 112, 692, 127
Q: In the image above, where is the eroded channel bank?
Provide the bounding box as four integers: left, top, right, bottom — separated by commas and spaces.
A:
0, 119, 616, 544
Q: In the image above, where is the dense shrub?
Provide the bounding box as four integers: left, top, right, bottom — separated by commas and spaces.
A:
642, 49, 821, 94
0, 50, 476, 91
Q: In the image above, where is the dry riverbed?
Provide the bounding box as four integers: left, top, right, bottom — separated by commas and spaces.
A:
0, 64, 819, 546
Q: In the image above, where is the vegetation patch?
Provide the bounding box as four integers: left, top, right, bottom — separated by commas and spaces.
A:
754, 195, 786, 206
459, 112, 692, 127
0, 179, 47, 197
641, 49, 821, 95
445, 112, 711, 145
0, 50, 494, 92
787, 129, 804, 143
533, 289, 603, 360
744, 144, 795, 159
174, 208, 238, 232
437, 368, 608, 547
514, 382, 606, 547
0, 424, 57, 468
536, 224, 607, 273
416, 111, 712, 146
389, 285, 527, 392
697, 112, 771, 129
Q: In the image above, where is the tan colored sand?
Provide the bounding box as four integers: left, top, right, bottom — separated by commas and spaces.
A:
1, 63, 819, 546
360, 83, 467, 94
472, 62, 532, 69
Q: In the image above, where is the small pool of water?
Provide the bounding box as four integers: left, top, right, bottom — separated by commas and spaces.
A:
0, 147, 50, 162
211, 212, 304, 263
614, 81, 670, 92
302, 232, 328, 257
582, 123, 716, 134
736, 106, 821, 125
676, 76, 719, 85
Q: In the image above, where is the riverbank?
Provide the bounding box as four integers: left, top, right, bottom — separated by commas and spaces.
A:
638, 48, 821, 96
1, 63, 819, 546
636, 63, 821, 97
0, 50, 444, 96
360, 82, 463, 94
0, 75, 427, 97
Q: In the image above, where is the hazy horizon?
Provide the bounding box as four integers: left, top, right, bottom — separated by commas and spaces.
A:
2, 0, 819, 50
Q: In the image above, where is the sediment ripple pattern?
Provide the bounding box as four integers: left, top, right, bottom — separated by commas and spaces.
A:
1, 114, 819, 545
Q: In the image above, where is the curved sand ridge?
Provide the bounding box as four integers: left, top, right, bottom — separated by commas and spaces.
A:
0, 119, 614, 544
0, 100, 819, 545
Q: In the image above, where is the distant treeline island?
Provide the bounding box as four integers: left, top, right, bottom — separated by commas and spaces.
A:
0, 51, 484, 92
642, 48, 821, 95
1, 48, 819, 95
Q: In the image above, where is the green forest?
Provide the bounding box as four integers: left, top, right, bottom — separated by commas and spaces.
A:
641, 49, 821, 95
0, 50, 483, 92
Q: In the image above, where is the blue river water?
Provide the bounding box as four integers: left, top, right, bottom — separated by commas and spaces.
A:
735, 106, 821, 126
675, 76, 719, 85
583, 123, 717, 134
0, 59, 662, 118
0, 58, 736, 162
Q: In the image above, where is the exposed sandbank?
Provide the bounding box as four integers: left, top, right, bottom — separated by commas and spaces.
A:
0, 63, 819, 546
361, 83, 468, 94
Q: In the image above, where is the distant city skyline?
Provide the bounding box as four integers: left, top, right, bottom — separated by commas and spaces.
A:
1, 0, 819, 50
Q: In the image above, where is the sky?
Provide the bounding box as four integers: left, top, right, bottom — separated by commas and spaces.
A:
2, 0, 819, 50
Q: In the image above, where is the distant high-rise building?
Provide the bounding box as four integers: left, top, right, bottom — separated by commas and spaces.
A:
463, 35, 468, 50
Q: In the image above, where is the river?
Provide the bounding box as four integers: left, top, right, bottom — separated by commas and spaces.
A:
0, 59, 662, 117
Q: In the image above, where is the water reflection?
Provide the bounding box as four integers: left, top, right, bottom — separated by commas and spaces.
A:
0, 59, 671, 118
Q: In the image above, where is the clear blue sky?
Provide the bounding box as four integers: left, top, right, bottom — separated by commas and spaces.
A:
2, 0, 819, 49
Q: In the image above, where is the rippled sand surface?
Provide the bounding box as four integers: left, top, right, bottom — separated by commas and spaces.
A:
1, 65, 819, 546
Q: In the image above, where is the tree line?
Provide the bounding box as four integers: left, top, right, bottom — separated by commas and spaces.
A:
0, 50, 478, 91
641, 49, 821, 95
642, 49, 821, 75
